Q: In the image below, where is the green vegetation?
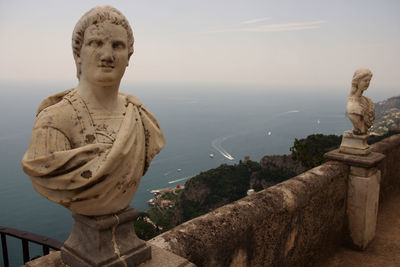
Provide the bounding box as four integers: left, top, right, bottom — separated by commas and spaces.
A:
176, 159, 297, 223
254, 167, 297, 188
147, 206, 176, 231
290, 134, 342, 170
161, 191, 178, 201
134, 206, 177, 240
178, 162, 255, 222
133, 212, 161, 240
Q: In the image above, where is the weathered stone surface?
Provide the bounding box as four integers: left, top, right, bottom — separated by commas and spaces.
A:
24, 245, 195, 267
350, 166, 377, 177
347, 169, 380, 250
324, 149, 385, 168
24, 251, 65, 267
150, 161, 349, 267
339, 131, 370, 155
61, 207, 151, 267
141, 245, 196, 267
326, 145, 384, 250
371, 134, 400, 201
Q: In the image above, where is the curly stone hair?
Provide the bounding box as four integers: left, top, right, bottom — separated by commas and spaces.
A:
72, 6, 134, 79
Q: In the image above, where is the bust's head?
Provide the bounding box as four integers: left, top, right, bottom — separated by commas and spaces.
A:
352, 68, 373, 93
72, 6, 134, 80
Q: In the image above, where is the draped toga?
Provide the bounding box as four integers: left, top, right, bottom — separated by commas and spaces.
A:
22, 89, 165, 216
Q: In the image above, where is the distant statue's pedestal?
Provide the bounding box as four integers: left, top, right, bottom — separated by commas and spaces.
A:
61, 207, 151, 267
325, 139, 385, 250
339, 130, 370, 155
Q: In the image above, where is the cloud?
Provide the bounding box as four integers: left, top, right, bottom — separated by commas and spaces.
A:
240, 17, 271, 25
203, 20, 326, 33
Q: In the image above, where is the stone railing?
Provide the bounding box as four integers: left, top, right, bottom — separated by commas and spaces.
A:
371, 134, 400, 197
150, 134, 400, 266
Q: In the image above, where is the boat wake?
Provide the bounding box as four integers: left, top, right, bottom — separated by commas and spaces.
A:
276, 110, 300, 116
168, 176, 192, 184
211, 109, 300, 161
211, 135, 235, 161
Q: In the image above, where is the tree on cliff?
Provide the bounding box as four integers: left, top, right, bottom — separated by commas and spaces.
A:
290, 134, 342, 170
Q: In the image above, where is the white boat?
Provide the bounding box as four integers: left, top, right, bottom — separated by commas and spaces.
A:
147, 199, 155, 206
267, 131, 272, 136
177, 168, 182, 172
209, 153, 214, 158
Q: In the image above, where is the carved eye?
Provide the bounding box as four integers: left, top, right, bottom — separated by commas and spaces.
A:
89, 40, 103, 48
112, 41, 126, 50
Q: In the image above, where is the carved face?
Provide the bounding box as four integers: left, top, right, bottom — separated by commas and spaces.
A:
358, 75, 371, 92
78, 22, 129, 86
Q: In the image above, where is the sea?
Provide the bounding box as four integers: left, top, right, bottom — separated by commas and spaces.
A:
0, 81, 396, 266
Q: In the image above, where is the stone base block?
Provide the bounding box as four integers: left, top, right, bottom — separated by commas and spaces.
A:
347, 168, 380, 250
61, 206, 151, 267
324, 149, 385, 168
339, 130, 370, 155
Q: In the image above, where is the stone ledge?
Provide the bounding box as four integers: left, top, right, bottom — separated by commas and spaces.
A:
371, 134, 400, 154
24, 245, 195, 267
140, 245, 195, 267
324, 149, 385, 168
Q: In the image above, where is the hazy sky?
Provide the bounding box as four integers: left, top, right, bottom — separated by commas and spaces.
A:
0, 0, 399, 90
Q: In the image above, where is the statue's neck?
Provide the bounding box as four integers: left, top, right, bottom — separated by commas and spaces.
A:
76, 79, 121, 113
349, 87, 362, 98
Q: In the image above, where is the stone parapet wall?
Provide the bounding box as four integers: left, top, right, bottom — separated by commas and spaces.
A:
371, 134, 400, 197
150, 161, 349, 267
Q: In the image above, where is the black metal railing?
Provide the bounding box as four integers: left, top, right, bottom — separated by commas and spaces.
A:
0, 226, 63, 267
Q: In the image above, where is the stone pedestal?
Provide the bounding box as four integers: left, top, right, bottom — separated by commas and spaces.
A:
325, 149, 385, 250
347, 166, 380, 249
339, 130, 370, 155
61, 206, 151, 267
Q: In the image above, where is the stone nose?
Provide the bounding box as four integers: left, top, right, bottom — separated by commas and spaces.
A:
99, 44, 114, 63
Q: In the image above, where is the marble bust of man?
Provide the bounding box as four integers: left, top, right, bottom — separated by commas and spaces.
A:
346, 68, 375, 135
22, 6, 165, 216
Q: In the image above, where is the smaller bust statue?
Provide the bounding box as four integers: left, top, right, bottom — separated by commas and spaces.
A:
346, 68, 375, 135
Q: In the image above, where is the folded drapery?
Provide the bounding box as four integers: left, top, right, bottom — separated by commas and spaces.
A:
22, 89, 165, 215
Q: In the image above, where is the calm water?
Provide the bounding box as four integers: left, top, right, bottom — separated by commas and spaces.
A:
0, 82, 394, 266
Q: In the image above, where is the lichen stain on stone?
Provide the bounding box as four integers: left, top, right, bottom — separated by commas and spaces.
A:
85, 134, 95, 144
81, 170, 92, 178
